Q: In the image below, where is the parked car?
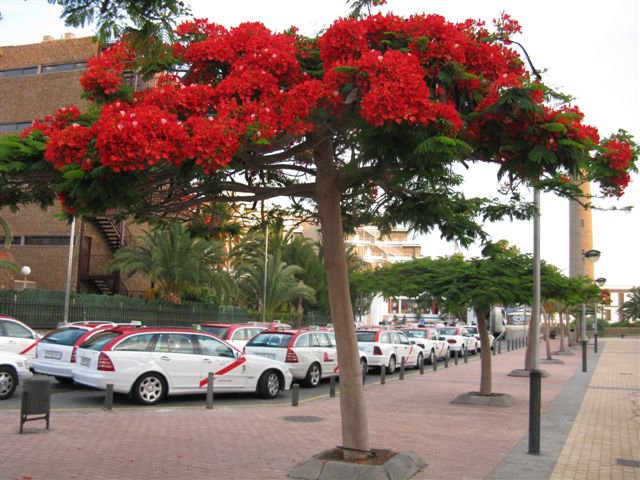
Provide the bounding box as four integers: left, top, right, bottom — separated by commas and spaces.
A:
32, 322, 141, 384
356, 328, 424, 374
401, 327, 449, 364
199, 323, 267, 350
72, 327, 292, 405
437, 326, 477, 356
465, 326, 495, 351
244, 328, 369, 387
0, 351, 33, 400
0, 316, 41, 363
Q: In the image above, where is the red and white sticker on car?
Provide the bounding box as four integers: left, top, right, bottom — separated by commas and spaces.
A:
199, 357, 247, 387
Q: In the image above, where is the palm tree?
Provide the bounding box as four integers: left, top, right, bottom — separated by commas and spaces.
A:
235, 248, 316, 321
0, 216, 19, 288
107, 224, 231, 302
619, 287, 640, 321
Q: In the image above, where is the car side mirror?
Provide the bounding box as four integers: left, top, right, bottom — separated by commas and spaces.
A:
438, 336, 446, 341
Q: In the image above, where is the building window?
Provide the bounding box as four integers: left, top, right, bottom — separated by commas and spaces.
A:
0, 122, 33, 133
0, 66, 38, 78
41, 62, 87, 74
21, 236, 71, 246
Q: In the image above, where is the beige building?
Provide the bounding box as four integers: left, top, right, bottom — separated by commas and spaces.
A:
1, 35, 149, 296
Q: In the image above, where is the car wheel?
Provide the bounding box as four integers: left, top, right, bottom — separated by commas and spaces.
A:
55, 376, 74, 385
132, 373, 166, 405
429, 350, 436, 365
360, 357, 368, 375
416, 352, 424, 369
257, 370, 281, 399
0, 366, 18, 400
386, 356, 397, 374
304, 362, 322, 387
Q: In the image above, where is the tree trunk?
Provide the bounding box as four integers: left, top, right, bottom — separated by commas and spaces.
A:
544, 312, 552, 360
314, 136, 369, 459
559, 311, 566, 351
476, 310, 492, 395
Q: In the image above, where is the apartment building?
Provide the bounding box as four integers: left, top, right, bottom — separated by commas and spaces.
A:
0, 34, 149, 295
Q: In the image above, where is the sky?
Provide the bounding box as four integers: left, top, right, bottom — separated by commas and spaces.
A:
0, 0, 638, 287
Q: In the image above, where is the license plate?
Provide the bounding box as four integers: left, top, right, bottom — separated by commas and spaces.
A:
44, 351, 63, 360
80, 357, 91, 367
255, 352, 275, 360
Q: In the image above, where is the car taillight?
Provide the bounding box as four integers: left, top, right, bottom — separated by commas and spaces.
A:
447, 339, 457, 344
285, 348, 298, 363
373, 346, 383, 355
97, 352, 115, 371
70, 346, 77, 363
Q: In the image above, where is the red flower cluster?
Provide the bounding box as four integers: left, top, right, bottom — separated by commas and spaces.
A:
94, 103, 189, 172
22, 106, 82, 139
80, 41, 135, 99
45, 123, 94, 171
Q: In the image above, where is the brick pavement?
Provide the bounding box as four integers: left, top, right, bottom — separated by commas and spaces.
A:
0, 337, 637, 480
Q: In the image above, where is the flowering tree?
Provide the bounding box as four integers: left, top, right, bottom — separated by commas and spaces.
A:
1, 4, 637, 458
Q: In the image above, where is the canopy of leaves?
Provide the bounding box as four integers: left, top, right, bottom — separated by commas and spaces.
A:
618, 287, 640, 321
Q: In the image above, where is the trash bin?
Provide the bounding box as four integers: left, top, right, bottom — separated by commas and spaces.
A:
20, 379, 50, 433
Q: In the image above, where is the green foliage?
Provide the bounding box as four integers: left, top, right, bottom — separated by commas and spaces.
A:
107, 224, 231, 302
618, 287, 640, 321
48, 0, 191, 43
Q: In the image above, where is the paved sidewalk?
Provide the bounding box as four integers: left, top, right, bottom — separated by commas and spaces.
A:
0, 337, 638, 479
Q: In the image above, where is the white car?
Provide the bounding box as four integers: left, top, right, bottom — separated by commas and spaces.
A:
244, 328, 369, 387
401, 327, 449, 364
0, 351, 33, 400
356, 329, 424, 374
465, 326, 495, 351
199, 323, 267, 350
72, 327, 292, 405
32, 322, 124, 384
0, 316, 40, 363
437, 326, 477, 356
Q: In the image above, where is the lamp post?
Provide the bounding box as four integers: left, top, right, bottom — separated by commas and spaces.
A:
581, 249, 600, 372
594, 277, 606, 353
20, 265, 31, 290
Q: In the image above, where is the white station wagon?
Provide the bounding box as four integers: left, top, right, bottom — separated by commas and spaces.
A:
356, 329, 424, 374
72, 327, 293, 405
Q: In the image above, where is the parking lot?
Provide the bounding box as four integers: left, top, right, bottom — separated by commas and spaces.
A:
0, 347, 484, 411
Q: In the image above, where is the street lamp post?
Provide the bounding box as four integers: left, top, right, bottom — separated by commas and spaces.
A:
594, 277, 606, 353
20, 265, 31, 290
581, 249, 601, 372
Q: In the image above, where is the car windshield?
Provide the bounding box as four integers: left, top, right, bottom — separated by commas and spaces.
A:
439, 328, 459, 335
201, 326, 230, 339
404, 330, 427, 339
356, 331, 376, 342
41, 327, 87, 346
246, 333, 292, 348
80, 331, 122, 351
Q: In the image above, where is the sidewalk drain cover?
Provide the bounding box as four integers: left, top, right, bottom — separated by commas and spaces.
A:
617, 459, 640, 468
282, 416, 323, 423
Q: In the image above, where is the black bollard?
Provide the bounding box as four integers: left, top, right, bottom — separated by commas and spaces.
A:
433, 356, 437, 371
454, 349, 459, 365
292, 384, 300, 406
105, 384, 114, 410
528, 370, 543, 455
380, 366, 386, 385
444, 352, 449, 368
581, 340, 588, 372
330, 376, 336, 397
399, 357, 406, 380
498, 339, 502, 354
206, 372, 214, 409
419, 356, 425, 375
464, 347, 468, 363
